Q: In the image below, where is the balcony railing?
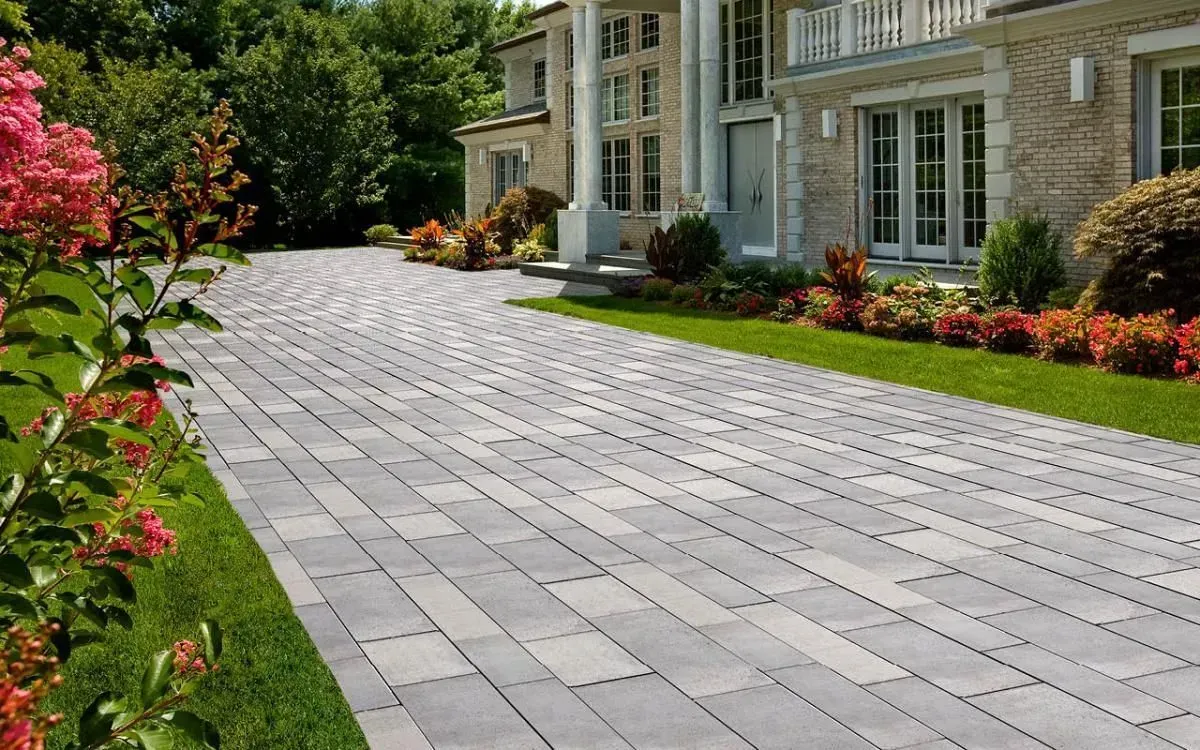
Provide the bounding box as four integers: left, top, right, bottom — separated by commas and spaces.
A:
788, 0, 985, 67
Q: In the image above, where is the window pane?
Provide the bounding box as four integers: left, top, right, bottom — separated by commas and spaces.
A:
1185, 147, 1200, 169
732, 0, 764, 102
1183, 107, 1200, 146
640, 13, 660, 50
961, 102, 986, 250
641, 68, 660, 117
913, 105, 948, 256
869, 111, 901, 252
1184, 66, 1200, 106
1163, 148, 1181, 173
1163, 68, 1181, 108
642, 135, 661, 213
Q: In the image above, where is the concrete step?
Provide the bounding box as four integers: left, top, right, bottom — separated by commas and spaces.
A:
518, 261, 645, 288
376, 237, 416, 251
588, 252, 650, 270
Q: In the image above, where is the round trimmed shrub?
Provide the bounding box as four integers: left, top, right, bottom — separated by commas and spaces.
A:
641, 277, 676, 301
980, 310, 1035, 353
934, 312, 984, 347
491, 186, 567, 251
1088, 311, 1178, 375
1075, 168, 1200, 319
674, 213, 727, 281
977, 213, 1066, 312
364, 223, 398, 244
1033, 307, 1091, 361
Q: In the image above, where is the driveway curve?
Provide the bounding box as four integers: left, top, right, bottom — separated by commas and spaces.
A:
157, 247, 1200, 750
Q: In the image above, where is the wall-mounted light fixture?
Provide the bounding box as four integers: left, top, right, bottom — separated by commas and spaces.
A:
822, 109, 838, 139
1070, 56, 1095, 102
479, 149, 486, 165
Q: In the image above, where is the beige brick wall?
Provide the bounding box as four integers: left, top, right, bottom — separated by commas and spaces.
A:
1006, 9, 1200, 285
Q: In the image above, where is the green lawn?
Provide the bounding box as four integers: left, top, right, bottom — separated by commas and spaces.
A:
509, 295, 1200, 445
1, 274, 366, 749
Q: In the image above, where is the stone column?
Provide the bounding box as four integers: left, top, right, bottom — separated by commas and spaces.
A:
680, 0, 700, 195
580, 0, 605, 210
570, 8, 586, 209
699, 0, 725, 211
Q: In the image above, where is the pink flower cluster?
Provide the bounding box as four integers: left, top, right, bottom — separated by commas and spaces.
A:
0, 39, 108, 256
76, 507, 178, 575
22, 389, 164, 468
171, 640, 208, 676
1033, 308, 1091, 360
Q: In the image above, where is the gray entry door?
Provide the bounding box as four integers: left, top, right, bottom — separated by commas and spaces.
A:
728, 120, 776, 257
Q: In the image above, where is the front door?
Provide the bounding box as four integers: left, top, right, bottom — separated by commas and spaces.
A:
728, 120, 776, 257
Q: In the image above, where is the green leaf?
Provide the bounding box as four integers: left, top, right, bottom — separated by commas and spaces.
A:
64, 428, 116, 460
88, 418, 154, 447
63, 507, 119, 527
6, 294, 80, 317
0, 592, 38, 620
0, 474, 23, 513
90, 565, 136, 603
48, 616, 72, 661
52, 470, 118, 497
200, 619, 223, 664
80, 360, 102, 391
105, 605, 133, 630
79, 692, 127, 746
162, 711, 220, 748
116, 266, 156, 310
167, 268, 216, 285
0, 554, 34, 588
129, 363, 193, 389
141, 650, 175, 709
197, 242, 249, 266
28, 525, 81, 545
41, 408, 66, 447
28, 333, 97, 360
0, 370, 63, 401
153, 301, 222, 332
130, 216, 175, 249
133, 725, 175, 750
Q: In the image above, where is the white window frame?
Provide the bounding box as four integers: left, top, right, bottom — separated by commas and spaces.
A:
602, 15, 630, 61
640, 67, 660, 119
861, 95, 986, 265
566, 30, 574, 71
719, 0, 771, 105
532, 58, 547, 102
1149, 54, 1200, 175
492, 150, 526, 205
565, 85, 574, 130
641, 134, 662, 214
602, 73, 630, 123
640, 13, 660, 51
602, 138, 632, 213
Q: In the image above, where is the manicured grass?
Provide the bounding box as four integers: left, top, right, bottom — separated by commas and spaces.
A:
509, 295, 1200, 444
1, 275, 366, 749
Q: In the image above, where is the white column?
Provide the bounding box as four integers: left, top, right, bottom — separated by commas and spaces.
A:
570, 9, 586, 209
680, 0, 701, 195
699, 0, 725, 211
581, 0, 605, 210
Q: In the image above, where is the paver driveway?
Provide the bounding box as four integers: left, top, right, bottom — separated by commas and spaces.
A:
156, 247, 1200, 749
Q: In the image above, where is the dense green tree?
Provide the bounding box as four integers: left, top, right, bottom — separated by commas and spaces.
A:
25, 0, 163, 63
227, 8, 394, 243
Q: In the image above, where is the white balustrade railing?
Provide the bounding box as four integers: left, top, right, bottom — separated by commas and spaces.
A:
792, 5, 842, 64
788, 0, 985, 67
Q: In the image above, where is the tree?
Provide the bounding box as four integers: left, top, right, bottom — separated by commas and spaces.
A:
227, 8, 393, 244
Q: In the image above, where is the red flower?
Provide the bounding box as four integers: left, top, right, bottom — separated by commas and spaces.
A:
1088, 311, 1178, 375
934, 312, 984, 347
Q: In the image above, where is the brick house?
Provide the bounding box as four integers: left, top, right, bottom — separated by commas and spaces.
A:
453, 0, 1200, 283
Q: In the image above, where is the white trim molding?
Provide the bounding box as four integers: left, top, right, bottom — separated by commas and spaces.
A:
850, 75, 985, 107
961, 0, 1200, 48
774, 47, 982, 97
1128, 24, 1200, 57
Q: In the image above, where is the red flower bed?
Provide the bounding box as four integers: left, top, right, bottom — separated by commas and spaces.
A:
1174, 317, 1200, 381
818, 297, 866, 331
934, 312, 983, 347
1033, 307, 1091, 361
1088, 311, 1177, 375
980, 310, 1035, 353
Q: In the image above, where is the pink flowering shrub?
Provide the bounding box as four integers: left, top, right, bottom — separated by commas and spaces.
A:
1033, 307, 1092, 361
0, 42, 236, 748
1088, 311, 1178, 375
934, 312, 984, 347
735, 292, 767, 317
980, 310, 1035, 353
1175, 317, 1200, 382
0, 40, 108, 256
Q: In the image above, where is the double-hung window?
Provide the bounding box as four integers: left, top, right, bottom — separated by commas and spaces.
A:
602, 138, 631, 212
640, 13, 660, 51
602, 74, 630, 123
641, 135, 661, 213
567, 144, 575, 202
565, 86, 574, 130
602, 16, 630, 60
1150, 56, 1200, 174
492, 150, 525, 204
566, 31, 574, 71
640, 67, 660, 118
532, 59, 546, 102
863, 97, 985, 264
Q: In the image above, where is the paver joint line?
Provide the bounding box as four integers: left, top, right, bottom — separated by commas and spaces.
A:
156, 249, 1200, 750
